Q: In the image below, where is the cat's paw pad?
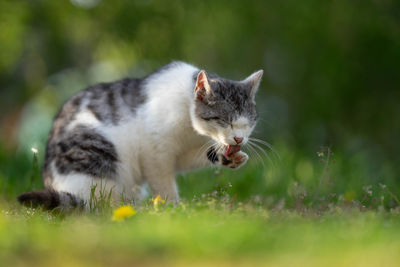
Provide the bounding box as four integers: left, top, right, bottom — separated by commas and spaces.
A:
219, 151, 248, 169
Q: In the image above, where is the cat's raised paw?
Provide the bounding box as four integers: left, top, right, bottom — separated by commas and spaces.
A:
219, 151, 248, 169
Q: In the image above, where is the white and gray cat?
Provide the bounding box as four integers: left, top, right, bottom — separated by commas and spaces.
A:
18, 61, 263, 209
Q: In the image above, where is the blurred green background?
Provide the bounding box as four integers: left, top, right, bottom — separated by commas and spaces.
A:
0, 0, 399, 205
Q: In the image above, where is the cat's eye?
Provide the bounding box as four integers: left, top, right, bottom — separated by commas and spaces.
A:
202, 116, 220, 121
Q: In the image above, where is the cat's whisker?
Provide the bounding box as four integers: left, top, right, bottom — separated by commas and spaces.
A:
247, 140, 275, 169
245, 143, 266, 169
249, 137, 281, 161
249, 137, 273, 149
218, 144, 225, 154
193, 141, 212, 163
201, 140, 215, 154
194, 142, 208, 160
244, 143, 259, 162
243, 144, 258, 164
195, 140, 215, 162
248, 140, 271, 162
214, 143, 224, 154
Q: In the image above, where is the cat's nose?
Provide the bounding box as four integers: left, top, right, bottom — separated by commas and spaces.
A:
234, 137, 243, 144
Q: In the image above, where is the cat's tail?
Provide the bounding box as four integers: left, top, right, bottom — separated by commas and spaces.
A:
18, 190, 84, 210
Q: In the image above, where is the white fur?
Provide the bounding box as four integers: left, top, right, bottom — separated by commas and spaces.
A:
66, 109, 100, 131
50, 62, 257, 204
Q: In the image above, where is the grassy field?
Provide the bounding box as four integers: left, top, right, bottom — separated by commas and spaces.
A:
1, 145, 400, 266
1, 200, 400, 266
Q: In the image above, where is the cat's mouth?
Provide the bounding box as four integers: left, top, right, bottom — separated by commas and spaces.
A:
224, 144, 241, 157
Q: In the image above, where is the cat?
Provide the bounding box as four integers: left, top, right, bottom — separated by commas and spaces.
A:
18, 61, 263, 210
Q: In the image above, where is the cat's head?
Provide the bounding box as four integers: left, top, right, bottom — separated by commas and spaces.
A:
191, 69, 263, 147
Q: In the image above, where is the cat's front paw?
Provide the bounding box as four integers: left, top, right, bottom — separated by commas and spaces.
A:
219, 151, 248, 169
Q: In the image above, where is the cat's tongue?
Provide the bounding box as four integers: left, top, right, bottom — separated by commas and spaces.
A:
225, 145, 241, 157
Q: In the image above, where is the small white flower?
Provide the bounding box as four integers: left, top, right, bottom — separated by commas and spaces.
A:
31, 147, 38, 154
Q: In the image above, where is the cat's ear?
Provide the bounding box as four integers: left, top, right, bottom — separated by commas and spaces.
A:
243, 70, 263, 100
195, 70, 213, 102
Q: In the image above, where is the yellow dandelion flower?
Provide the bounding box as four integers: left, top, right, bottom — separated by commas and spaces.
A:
153, 195, 165, 209
112, 205, 136, 222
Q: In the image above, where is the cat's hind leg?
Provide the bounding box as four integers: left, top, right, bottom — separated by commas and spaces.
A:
50, 169, 123, 209
24, 127, 126, 210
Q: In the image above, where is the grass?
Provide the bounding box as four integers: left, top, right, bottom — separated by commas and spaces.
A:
1, 144, 400, 266
1, 201, 400, 266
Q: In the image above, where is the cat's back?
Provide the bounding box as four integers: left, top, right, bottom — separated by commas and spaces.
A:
49, 61, 197, 139
143, 61, 198, 98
